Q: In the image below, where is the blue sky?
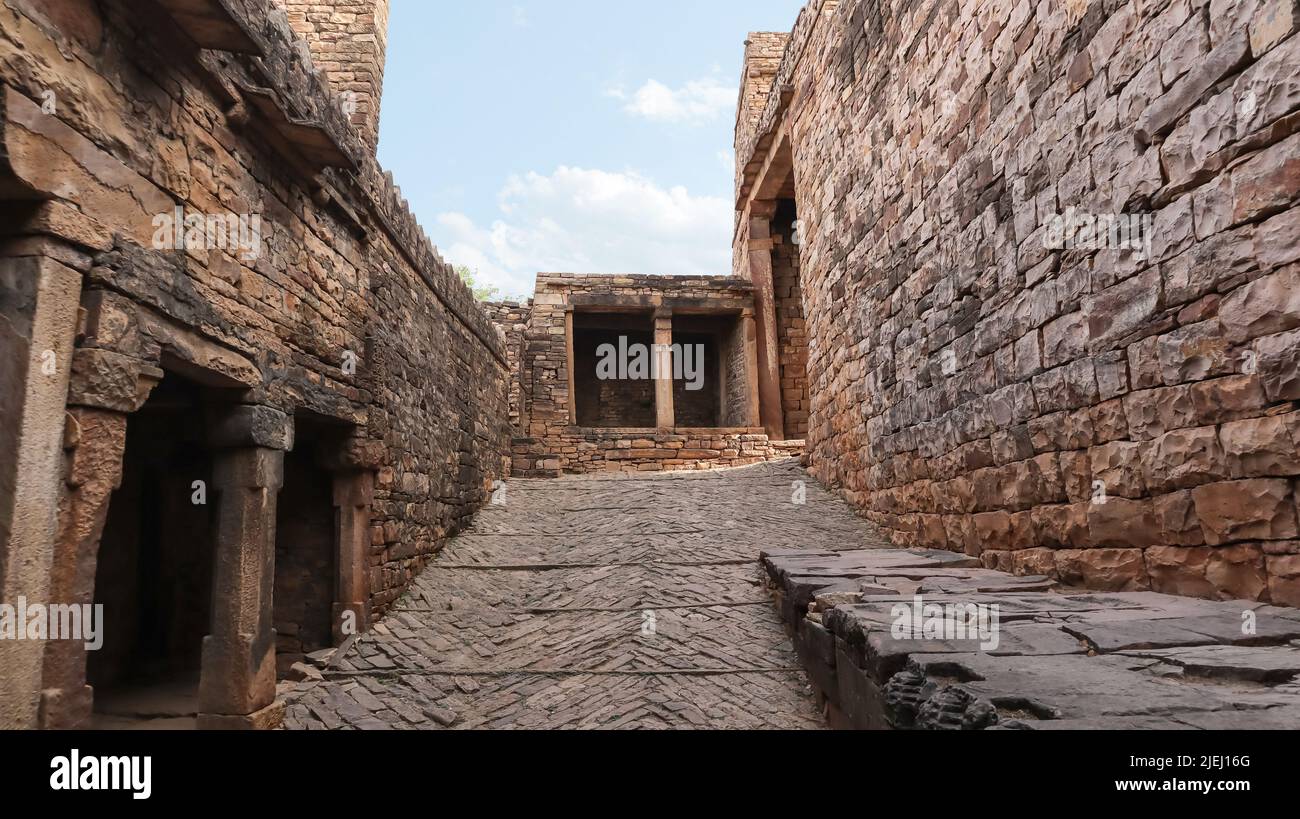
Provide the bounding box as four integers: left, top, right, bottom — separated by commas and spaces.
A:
378, 0, 805, 300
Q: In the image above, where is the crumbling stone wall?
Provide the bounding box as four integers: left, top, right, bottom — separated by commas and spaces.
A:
483, 300, 532, 434
0, 0, 509, 727
281, 0, 391, 151
736, 31, 791, 175
738, 0, 1300, 603
503, 273, 800, 475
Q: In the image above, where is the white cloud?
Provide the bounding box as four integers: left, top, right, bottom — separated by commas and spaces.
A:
610, 76, 735, 125
511, 5, 528, 27
434, 166, 732, 299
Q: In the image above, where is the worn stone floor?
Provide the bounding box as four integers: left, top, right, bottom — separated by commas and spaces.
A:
281, 459, 873, 729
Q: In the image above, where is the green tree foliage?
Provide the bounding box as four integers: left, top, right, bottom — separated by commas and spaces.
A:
455, 265, 501, 302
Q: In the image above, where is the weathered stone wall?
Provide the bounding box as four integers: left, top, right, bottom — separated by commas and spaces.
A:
739, 0, 1300, 603
507, 273, 800, 475
279, 0, 391, 152
511, 431, 803, 477
736, 31, 792, 176
483, 300, 532, 435
0, 0, 510, 727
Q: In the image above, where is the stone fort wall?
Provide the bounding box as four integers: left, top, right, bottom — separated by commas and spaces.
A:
738, 0, 1300, 603
0, 0, 509, 726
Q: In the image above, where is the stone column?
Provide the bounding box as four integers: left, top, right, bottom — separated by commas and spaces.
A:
0, 255, 80, 730
34, 287, 164, 729
331, 471, 374, 645
319, 433, 382, 646
747, 201, 786, 440
741, 309, 762, 429
199, 405, 292, 731
654, 310, 675, 431
564, 308, 577, 426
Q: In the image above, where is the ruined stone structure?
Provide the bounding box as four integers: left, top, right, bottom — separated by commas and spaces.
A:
3, 0, 1299, 736
0, 0, 509, 730
737, 0, 1300, 605
491, 274, 806, 477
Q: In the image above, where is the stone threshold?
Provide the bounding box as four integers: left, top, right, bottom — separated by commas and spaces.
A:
763, 548, 1300, 730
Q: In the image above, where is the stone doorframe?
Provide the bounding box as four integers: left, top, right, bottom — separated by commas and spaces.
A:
37, 288, 379, 730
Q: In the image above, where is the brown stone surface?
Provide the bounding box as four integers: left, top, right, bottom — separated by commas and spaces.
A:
732, 0, 1300, 605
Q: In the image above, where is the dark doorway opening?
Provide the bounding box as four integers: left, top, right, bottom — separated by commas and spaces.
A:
572, 312, 656, 428
772, 196, 809, 439
671, 315, 731, 428
89, 374, 215, 728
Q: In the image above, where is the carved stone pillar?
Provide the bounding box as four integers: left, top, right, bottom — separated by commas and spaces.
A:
654, 310, 675, 431
331, 471, 374, 644
35, 295, 164, 729
318, 433, 382, 646
198, 405, 292, 731
0, 255, 80, 730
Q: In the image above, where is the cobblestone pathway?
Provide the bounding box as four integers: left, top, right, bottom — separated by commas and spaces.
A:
281, 460, 880, 729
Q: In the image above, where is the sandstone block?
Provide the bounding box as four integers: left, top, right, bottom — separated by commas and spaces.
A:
1143, 426, 1228, 492
1087, 497, 1162, 549
1055, 548, 1150, 592
1220, 413, 1300, 477
1154, 490, 1208, 546
1193, 479, 1299, 544
1219, 265, 1300, 344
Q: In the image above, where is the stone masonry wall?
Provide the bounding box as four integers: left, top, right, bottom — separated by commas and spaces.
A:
483, 300, 532, 436
736, 31, 792, 187
279, 0, 391, 152
0, 0, 510, 618
739, 0, 1300, 604
507, 273, 802, 476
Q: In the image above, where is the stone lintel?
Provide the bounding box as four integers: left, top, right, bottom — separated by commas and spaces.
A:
207, 404, 294, 453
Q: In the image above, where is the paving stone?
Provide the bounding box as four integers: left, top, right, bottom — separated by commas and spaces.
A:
765, 545, 1300, 730
283, 461, 844, 730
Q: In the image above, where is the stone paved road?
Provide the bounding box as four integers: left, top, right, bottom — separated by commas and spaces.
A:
282, 460, 886, 729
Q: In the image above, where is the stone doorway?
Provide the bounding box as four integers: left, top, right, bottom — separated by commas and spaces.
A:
671, 315, 734, 428
88, 374, 216, 729
273, 416, 344, 676
572, 312, 657, 428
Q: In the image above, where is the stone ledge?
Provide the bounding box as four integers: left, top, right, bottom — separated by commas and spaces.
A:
765, 548, 1300, 730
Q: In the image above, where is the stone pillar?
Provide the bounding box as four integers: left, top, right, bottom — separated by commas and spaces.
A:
741, 309, 762, 429
319, 433, 382, 646
38, 410, 128, 729
35, 289, 163, 729
199, 405, 292, 731
564, 308, 577, 426
747, 201, 786, 440
0, 255, 80, 730
654, 311, 675, 431
331, 471, 373, 645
